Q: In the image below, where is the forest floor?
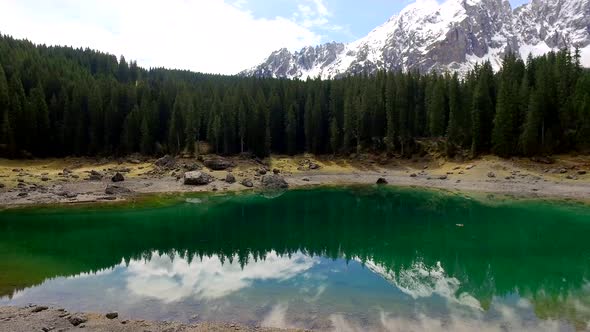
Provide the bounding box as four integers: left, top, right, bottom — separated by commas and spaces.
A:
0, 305, 301, 332
0, 153, 589, 207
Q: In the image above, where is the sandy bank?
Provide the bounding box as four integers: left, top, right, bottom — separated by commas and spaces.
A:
0, 154, 589, 207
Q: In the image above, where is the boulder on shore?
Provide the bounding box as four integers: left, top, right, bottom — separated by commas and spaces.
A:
241, 179, 254, 188
376, 178, 388, 185
183, 171, 214, 186
111, 172, 125, 182
225, 173, 236, 184
105, 185, 132, 195
106, 312, 118, 319
155, 155, 176, 169
261, 174, 289, 190
204, 158, 233, 171
88, 170, 103, 181
68, 315, 88, 326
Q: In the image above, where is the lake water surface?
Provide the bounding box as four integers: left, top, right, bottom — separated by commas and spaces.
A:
1, 187, 589, 331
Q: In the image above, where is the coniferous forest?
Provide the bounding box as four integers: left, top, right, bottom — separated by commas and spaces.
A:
0, 34, 589, 159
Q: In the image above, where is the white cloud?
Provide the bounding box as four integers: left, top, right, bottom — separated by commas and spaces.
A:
0, 0, 323, 74
293, 0, 342, 32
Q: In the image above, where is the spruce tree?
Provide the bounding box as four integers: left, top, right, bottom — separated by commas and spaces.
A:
285, 102, 297, 155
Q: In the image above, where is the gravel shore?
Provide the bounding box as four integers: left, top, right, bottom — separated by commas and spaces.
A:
0, 154, 589, 207
0, 306, 302, 332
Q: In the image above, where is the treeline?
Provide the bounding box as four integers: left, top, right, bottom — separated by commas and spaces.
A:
0, 34, 589, 158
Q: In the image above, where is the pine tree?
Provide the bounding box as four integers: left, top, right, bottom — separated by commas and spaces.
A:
385, 74, 397, 152
30, 85, 49, 155
446, 73, 464, 153
285, 102, 297, 155
520, 89, 543, 155
88, 85, 104, 154
1, 111, 15, 156
428, 78, 447, 137
329, 115, 339, 154
471, 68, 494, 155
304, 92, 313, 152
238, 100, 247, 154
0, 65, 8, 142
140, 115, 152, 155
184, 93, 196, 154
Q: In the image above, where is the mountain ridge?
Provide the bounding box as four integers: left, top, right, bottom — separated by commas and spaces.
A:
241, 0, 590, 79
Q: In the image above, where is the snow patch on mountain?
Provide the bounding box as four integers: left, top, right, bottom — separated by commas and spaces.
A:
242, 0, 590, 79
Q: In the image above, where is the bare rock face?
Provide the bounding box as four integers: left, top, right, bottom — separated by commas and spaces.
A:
261, 174, 289, 190
204, 158, 233, 171
183, 171, 214, 186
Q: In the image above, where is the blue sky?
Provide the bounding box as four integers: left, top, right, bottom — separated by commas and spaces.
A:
0, 0, 532, 74
240, 0, 532, 43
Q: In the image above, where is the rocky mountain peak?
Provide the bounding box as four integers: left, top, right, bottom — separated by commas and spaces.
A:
241, 0, 590, 79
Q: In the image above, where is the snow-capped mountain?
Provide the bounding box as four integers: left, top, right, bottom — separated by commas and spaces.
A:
241, 0, 590, 79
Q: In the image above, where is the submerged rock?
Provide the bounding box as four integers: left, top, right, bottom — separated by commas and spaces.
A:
183, 171, 214, 186
261, 174, 289, 190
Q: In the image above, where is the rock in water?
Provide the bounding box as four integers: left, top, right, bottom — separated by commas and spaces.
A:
31, 306, 48, 313
106, 312, 118, 319
105, 185, 132, 195
183, 171, 214, 186
111, 172, 125, 182
487, 172, 496, 178
68, 315, 88, 326
261, 174, 289, 190
204, 158, 233, 171
225, 173, 236, 184
376, 178, 388, 185
241, 179, 254, 188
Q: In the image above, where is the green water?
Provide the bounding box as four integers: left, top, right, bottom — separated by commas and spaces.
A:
0, 187, 589, 331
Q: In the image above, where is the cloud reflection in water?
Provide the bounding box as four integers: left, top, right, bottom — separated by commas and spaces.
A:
125, 251, 318, 302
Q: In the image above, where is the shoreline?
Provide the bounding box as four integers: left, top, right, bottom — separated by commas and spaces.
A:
0, 306, 300, 332
0, 154, 589, 208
